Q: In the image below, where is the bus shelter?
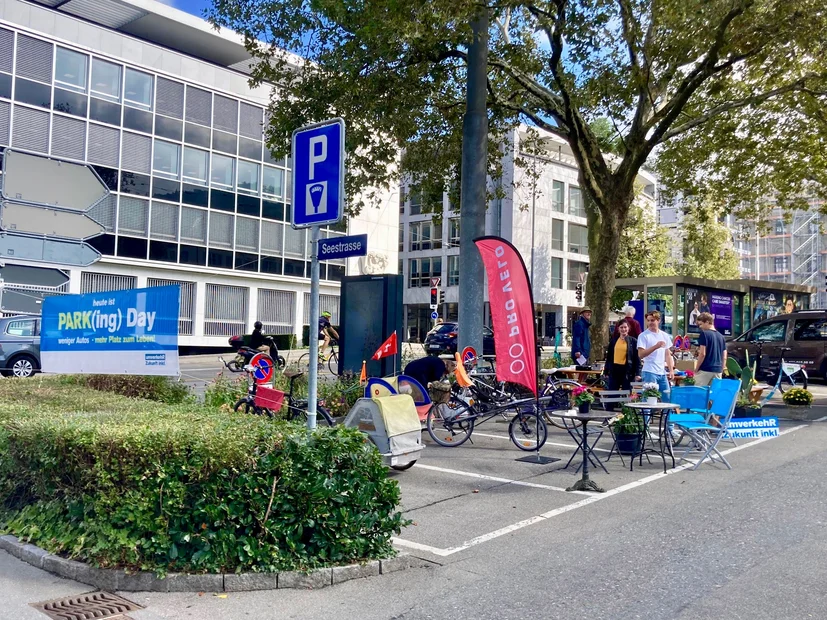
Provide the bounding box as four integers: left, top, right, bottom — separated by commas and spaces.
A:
613, 276, 815, 340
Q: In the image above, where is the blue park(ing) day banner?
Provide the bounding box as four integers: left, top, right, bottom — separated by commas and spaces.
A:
41, 285, 180, 376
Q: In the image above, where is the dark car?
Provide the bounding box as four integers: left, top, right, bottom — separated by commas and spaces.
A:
423, 322, 496, 356
727, 310, 827, 381
0, 315, 41, 378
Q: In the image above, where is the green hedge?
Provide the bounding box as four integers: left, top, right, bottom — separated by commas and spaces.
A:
0, 378, 404, 573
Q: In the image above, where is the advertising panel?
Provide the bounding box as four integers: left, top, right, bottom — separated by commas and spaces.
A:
41, 285, 180, 376
686, 288, 733, 336
751, 288, 808, 323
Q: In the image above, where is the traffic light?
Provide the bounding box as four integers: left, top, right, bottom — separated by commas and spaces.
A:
575, 282, 584, 303
438, 290, 445, 305
430, 287, 438, 306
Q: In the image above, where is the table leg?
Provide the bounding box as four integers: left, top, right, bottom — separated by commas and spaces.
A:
566, 420, 605, 493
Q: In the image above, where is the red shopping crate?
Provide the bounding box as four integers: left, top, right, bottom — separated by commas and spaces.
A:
254, 386, 285, 411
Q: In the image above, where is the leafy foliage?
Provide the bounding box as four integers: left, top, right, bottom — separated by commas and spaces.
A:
678, 200, 741, 280
0, 377, 404, 573
782, 387, 813, 407
612, 406, 645, 435
65, 374, 194, 405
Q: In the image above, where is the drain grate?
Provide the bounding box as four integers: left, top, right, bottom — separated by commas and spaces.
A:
32, 591, 143, 620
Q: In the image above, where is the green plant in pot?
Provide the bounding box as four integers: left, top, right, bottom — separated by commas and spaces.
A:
782, 387, 813, 407
726, 354, 761, 417
611, 406, 645, 454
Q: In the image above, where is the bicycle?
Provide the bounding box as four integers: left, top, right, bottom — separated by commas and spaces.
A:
296, 340, 339, 375
220, 353, 277, 417
759, 344, 808, 403
280, 370, 335, 426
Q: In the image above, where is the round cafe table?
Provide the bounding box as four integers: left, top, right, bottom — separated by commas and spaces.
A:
623, 402, 681, 472
544, 409, 616, 493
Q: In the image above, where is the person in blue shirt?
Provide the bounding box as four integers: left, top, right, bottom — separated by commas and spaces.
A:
572, 308, 592, 363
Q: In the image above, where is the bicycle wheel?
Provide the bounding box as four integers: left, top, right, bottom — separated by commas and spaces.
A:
327, 352, 339, 375
234, 399, 257, 415
509, 411, 548, 451
426, 398, 475, 447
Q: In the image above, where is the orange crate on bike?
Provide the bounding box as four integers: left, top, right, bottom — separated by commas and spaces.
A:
254, 386, 285, 411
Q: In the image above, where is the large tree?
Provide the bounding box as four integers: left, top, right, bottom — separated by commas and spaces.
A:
208, 0, 827, 356
678, 200, 741, 280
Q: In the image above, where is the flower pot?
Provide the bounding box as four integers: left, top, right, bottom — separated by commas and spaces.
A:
783, 404, 811, 420
578, 402, 591, 414
615, 433, 642, 455
646, 397, 658, 405
733, 405, 762, 418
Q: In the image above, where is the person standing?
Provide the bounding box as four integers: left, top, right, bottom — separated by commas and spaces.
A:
637, 311, 674, 398
572, 308, 592, 364
604, 321, 641, 393
694, 312, 727, 386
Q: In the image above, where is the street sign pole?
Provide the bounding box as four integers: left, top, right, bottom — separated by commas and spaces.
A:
307, 225, 321, 431
291, 118, 346, 433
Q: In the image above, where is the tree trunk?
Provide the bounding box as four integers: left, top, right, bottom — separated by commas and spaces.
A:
586, 198, 629, 362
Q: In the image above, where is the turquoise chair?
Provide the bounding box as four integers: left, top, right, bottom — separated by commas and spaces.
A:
674, 380, 740, 470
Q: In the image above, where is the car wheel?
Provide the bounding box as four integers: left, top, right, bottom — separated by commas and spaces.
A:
9, 355, 38, 378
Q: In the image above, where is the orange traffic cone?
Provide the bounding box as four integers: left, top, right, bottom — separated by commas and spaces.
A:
359, 360, 367, 385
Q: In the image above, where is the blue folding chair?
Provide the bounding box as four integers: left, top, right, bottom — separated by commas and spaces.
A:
669, 385, 710, 424
685, 379, 739, 446
674, 381, 739, 470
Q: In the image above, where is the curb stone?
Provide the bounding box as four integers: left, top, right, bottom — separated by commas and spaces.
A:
2, 539, 418, 591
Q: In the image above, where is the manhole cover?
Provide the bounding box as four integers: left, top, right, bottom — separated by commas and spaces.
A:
31, 591, 143, 620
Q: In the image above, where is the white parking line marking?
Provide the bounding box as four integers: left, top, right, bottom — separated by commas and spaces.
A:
396, 424, 807, 557
814, 415, 827, 422
470, 431, 612, 453
414, 463, 591, 495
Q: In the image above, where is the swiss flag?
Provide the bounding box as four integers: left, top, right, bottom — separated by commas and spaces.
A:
372, 331, 398, 360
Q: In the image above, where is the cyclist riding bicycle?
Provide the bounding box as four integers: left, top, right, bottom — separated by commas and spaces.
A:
319, 311, 339, 359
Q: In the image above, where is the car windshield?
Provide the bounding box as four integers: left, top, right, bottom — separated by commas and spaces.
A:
434, 324, 457, 334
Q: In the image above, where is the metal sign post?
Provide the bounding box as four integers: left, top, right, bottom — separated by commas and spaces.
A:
291, 118, 345, 432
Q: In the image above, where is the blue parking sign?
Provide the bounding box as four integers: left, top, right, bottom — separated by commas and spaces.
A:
291, 119, 345, 228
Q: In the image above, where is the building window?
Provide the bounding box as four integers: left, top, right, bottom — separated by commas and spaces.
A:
55, 47, 87, 92
399, 189, 405, 214
153, 140, 180, 179
448, 255, 460, 286
90, 58, 121, 102
568, 260, 588, 290
124, 68, 153, 110
408, 257, 442, 288
551, 219, 564, 251
568, 223, 588, 254
774, 220, 785, 235
774, 256, 789, 272
182, 147, 208, 185
211, 154, 235, 189
448, 218, 460, 247
552, 180, 564, 213
409, 220, 442, 251
398, 227, 404, 252
569, 186, 585, 218
237, 160, 260, 194
409, 186, 442, 215
262, 165, 283, 197
551, 257, 563, 289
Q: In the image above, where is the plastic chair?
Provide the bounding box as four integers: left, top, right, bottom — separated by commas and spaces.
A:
673, 382, 739, 470
669, 385, 711, 425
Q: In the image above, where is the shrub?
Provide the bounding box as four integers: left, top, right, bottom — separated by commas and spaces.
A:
80, 374, 193, 405
0, 377, 404, 573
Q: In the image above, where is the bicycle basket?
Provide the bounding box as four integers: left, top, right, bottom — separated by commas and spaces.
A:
543, 387, 572, 411
254, 386, 285, 411
429, 381, 452, 404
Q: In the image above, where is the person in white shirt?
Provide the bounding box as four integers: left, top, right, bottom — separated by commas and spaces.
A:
636, 310, 675, 398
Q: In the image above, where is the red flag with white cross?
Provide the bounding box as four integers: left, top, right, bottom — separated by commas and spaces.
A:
372, 331, 398, 360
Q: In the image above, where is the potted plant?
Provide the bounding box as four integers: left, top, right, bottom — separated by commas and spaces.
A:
682, 370, 696, 386
571, 386, 595, 413
733, 395, 762, 418
726, 355, 762, 415
781, 387, 813, 420
641, 382, 661, 404
611, 406, 645, 454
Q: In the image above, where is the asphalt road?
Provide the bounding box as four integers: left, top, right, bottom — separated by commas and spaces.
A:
4, 414, 826, 620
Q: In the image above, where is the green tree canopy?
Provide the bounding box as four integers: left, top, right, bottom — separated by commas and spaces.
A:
678, 200, 742, 280
208, 0, 827, 355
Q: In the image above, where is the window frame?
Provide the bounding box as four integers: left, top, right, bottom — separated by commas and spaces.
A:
5, 319, 36, 337
152, 140, 181, 180
124, 68, 153, 111
54, 47, 88, 93
182, 146, 208, 186
210, 153, 235, 190
90, 57, 121, 102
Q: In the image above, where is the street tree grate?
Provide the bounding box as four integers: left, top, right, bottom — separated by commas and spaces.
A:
31, 591, 143, 620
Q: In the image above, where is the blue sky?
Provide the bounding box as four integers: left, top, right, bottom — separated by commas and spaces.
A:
158, 0, 212, 19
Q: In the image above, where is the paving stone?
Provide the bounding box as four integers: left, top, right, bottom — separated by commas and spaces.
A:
223, 572, 278, 591
331, 561, 380, 584
379, 554, 414, 575
42, 555, 78, 580
119, 571, 169, 592
278, 568, 332, 589
166, 573, 224, 592
74, 563, 120, 590
19, 544, 49, 569
0, 535, 22, 558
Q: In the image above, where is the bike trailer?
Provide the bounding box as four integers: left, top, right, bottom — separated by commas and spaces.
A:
343, 394, 423, 470
364, 375, 433, 422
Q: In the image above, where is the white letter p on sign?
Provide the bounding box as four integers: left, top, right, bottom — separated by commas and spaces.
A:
308, 135, 327, 180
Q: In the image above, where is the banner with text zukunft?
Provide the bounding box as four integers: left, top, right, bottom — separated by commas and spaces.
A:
41, 285, 180, 376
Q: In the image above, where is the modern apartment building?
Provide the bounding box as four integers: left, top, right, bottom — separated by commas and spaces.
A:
399, 126, 658, 342
0, 0, 398, 345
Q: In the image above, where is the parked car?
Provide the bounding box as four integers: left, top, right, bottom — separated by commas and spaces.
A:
423, 322, 496, 356
0, 315, 41, 378
727, 310, 827, 382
